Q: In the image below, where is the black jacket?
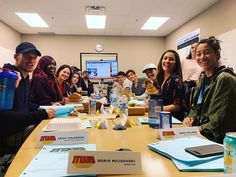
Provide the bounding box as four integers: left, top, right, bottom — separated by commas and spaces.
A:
0, 64, 48, 137
78, 79, 94, 96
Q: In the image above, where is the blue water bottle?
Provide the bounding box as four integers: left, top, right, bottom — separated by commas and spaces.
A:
148, 94, 163, 128
0, 68, 17, 110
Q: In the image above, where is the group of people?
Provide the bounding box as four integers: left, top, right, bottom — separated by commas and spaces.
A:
0, 42, 95, 155
31, 57, 95, 106
0, 36, 235, 162
114, 49, 185, 120
104, 37, 236, 144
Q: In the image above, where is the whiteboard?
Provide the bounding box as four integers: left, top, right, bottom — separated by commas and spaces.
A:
0, 46, 14, 67
218, 29, 236, 71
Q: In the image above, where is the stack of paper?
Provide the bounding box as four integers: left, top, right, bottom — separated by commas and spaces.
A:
147, 136, 224, 171
43, 118, 91, 132
20, 144, 96, 177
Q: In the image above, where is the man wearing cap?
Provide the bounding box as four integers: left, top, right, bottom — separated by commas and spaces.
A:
142, 63, 158, 82
0, 42, 55, 155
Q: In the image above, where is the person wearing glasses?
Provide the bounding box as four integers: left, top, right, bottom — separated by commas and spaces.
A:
0, 42, 56, 155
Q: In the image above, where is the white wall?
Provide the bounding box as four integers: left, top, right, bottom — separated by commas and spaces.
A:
166, 0, 236, 50
0, 21, 21, 66
2, 0, 236, 74
22, 35, 166, 77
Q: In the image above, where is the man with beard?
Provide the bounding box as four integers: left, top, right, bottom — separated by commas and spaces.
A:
0, 42, 55, 156
78, 70, 94, 96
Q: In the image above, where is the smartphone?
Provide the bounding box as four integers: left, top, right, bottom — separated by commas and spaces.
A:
185, 144, 224, 158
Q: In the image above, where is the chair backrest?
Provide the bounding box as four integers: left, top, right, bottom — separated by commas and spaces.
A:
182, 80, 196, 115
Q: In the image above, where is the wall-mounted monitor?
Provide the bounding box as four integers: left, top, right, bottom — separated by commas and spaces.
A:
80, 53, 118, 79
86, 60, 118, 79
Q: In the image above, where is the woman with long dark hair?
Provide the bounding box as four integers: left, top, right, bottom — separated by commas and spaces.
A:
156, 49, 185, 120
56, 64, 72, 97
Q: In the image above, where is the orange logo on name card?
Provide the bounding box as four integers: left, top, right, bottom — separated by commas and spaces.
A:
162, 131, 175, 139
40, 136, 56, 144
72, 156, 95, 168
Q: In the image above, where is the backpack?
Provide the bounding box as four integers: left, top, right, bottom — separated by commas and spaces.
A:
0, 154, 15, 173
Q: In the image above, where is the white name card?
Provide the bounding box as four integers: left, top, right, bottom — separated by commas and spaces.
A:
67, 151, 142, 175
36, 130, 88, 147
159, 127, 201, 140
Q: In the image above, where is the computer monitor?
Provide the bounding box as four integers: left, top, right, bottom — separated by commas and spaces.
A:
85, 60, 118, 79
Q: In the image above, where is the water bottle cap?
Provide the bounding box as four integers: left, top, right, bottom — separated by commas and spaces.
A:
0, 68, 18, 80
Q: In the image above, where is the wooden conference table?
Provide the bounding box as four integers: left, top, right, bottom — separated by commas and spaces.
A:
5, 116, 222, 177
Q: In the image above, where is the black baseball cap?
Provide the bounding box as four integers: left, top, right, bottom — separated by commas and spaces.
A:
15, 42, 41, 56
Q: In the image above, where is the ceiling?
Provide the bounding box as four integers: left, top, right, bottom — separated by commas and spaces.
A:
0, 0, 219, 37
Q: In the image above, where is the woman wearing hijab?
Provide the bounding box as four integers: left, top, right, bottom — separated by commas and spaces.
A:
31, 56, 62, 105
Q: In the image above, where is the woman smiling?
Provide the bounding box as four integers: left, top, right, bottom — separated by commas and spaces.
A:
156, 50, 185, 121
183, 37, 236, 143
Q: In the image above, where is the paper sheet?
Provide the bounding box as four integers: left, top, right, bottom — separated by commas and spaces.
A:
43, 118, 89, 131
19, 144, 96, 177
138, 117, 182, 124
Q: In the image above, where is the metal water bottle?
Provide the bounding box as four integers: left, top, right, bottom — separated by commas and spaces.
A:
224, 132, 236, 174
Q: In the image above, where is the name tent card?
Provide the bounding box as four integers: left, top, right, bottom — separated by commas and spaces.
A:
37, 130, 88, 147
159, 127, 201, 140
67, 151, 142, 175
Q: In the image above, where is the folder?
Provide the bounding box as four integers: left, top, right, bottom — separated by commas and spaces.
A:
147, 136, 223, 167
138, 117, 182, 124
39, 105, 74, 117
172, 158, 223, 172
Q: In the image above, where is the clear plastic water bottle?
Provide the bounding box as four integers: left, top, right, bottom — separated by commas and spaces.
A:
98, 79, 102, 94
119, 95, 128, 118
0, 69, 17, 110
110, 90, 118, 108
148, 94, 163, 128
89, 94, 96, 115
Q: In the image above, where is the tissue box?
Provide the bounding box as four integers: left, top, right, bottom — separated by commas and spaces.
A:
128, 107, 146, 116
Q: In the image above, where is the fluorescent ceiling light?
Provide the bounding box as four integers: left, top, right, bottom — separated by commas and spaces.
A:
85, 15, 106, 29
141, 17, 169, 30
15, 13, 48, 27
